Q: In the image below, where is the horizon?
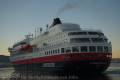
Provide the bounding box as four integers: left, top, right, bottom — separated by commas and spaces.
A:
0, 0, 120, 58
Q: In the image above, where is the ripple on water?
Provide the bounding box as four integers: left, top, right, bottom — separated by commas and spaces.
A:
0, 66, 120, 80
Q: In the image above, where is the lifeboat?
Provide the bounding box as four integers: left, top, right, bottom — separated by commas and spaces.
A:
14, 44, 32, 52
21, 44, 33, 52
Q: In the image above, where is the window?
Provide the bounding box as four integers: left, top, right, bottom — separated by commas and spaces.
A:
61, 48, 64, 53
104, 38, 108, 42
109, 47, 112, 52
65, 47, 71, 53
72, 46, 79, 52
81, 46, 87, 52
49, 51, 51, 54
53, 50, 55, 54
70, 38, 90, 43
91, 38, 104, 42
68, 32, 87, 35
104, 46, 108, 52
58, 49, 60, 53
97, 46, 103, 52
99, 33, 104, 36
45, 52, 47, 55
47, 51, 49, 55
55, 50, 57, 53
89, 46, 96, 52
88, 32, 98, 35
51, 50, 52, 54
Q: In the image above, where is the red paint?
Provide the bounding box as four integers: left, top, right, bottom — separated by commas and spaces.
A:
12, 53, 112, 64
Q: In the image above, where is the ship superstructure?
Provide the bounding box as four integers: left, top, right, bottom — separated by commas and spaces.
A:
8, 18, 112, 73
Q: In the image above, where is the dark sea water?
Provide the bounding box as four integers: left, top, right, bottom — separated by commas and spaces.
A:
0, 62, 120, 80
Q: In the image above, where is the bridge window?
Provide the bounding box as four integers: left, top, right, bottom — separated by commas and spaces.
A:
89, 46, 96, 52
91, 38, 104, 42
88, 32, 104, 35
70, 38, 90, 43
81, 46, 87, 52
88, 32, 98, 35
72, 46, 79, 52
97, 46, 103, 52
68, 32, 87, 35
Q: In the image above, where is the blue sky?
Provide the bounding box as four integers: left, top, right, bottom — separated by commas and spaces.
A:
0, 0, 120, 58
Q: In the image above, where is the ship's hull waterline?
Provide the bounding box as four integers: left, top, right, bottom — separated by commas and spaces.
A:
13, 60, 111, 73
12, 52, 112, 73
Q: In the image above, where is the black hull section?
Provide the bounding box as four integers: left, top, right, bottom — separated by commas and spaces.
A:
13, 60, 111, 73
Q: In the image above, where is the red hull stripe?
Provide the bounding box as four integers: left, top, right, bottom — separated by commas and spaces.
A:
12, 53, 112, 64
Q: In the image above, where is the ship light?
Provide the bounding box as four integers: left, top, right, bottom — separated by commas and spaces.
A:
106, 54, 112, 58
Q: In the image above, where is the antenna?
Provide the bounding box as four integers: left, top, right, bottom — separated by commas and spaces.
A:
37, 27, 39, 36
40, 27, 42, 33
46, 24, 49, 31
35, 28, 37, 38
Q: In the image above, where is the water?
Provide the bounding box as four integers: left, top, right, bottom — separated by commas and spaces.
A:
0, 62, 120, 80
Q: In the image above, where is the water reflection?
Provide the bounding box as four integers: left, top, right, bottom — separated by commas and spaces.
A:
9, 71, 112, 80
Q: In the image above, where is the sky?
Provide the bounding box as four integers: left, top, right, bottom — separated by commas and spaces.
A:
0, 0, 120, 58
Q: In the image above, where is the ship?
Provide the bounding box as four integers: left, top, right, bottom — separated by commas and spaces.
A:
8, 18, 112, 73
